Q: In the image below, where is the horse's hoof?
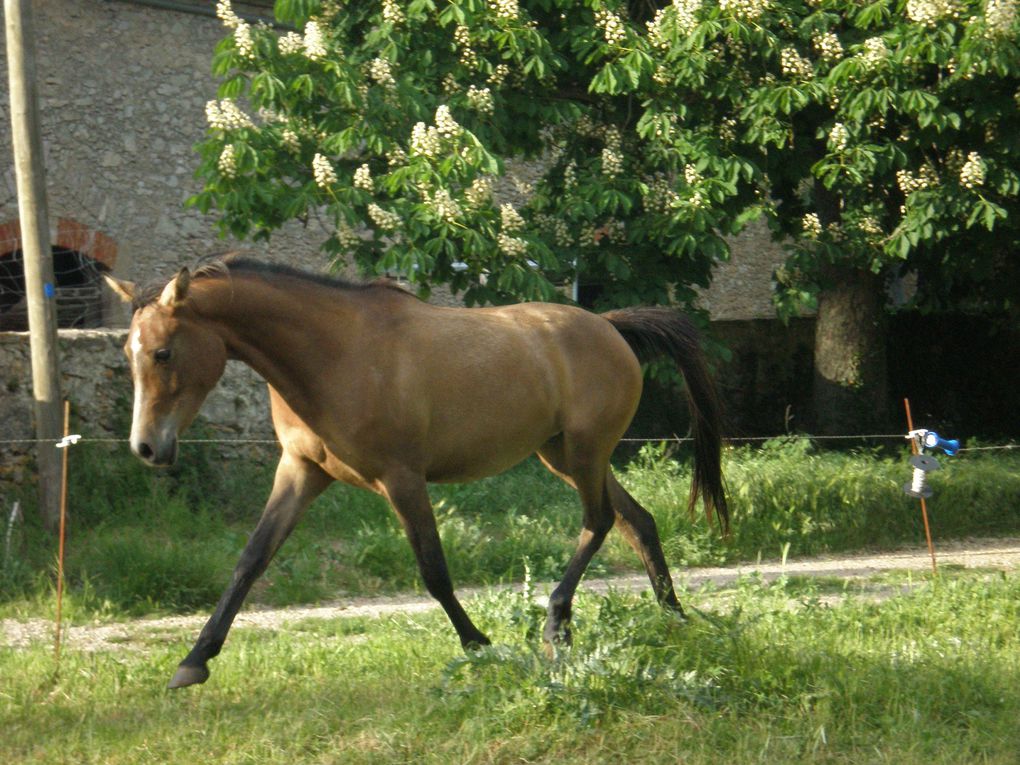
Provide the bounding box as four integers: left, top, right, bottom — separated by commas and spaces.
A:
168, 663, 209, 690
542, 624, 572, 656
463, 634, 492, 651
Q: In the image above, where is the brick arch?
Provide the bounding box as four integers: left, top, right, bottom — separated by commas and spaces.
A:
0, 219, 119, 329
0, 218, 118, 268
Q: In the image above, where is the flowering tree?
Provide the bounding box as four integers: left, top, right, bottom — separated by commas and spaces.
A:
192, 0, 763, 310
194, 0, 1019, 430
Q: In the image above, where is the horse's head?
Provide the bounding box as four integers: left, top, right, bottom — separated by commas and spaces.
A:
106, 268, 227, 466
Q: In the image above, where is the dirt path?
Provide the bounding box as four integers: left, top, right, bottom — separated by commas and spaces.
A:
4, 537, 1019, 652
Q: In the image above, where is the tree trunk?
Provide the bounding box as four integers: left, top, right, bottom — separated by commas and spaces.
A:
812, 267, 889, 435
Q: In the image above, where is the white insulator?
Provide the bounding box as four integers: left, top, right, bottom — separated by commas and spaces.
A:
903, 454, 939, 499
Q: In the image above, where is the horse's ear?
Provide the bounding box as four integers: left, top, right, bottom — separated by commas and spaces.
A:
158, 267, 192, 307
103, 274, 136, 304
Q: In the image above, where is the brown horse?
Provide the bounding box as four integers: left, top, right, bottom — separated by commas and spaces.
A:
105, 256, 727, 689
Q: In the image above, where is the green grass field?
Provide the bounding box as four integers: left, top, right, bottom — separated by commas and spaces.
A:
2, 438, 1019, 620
3, 440, 1019, 763
3, 570, 1019, 764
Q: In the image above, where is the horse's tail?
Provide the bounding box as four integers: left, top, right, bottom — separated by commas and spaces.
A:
603, 307, 729, 533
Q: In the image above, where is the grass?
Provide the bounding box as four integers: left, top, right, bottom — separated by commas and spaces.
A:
1, 436, 1019, 621
2, 570, 1019, 764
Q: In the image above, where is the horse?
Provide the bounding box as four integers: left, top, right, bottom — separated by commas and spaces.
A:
105, 255, 727, 689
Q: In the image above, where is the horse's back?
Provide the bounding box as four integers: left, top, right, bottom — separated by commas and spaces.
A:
396, 301, 644, 478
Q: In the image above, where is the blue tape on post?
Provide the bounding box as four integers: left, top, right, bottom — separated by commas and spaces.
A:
44, 283, 55, 299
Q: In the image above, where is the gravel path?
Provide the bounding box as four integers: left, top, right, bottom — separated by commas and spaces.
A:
4, 537, 1019, 653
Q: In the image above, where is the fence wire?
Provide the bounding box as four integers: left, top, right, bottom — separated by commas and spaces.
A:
2, 434, 1016, 451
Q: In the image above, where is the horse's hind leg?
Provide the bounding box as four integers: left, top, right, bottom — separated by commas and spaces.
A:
606, 472, 684, 616
169, 452, 333, 689
537, 436, 616, 647
381, 473, 490, 649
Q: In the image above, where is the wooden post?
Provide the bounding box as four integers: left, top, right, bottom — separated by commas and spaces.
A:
5, 0, 63, 532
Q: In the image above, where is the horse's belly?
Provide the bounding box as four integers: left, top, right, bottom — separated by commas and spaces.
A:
423, 408, 558, 483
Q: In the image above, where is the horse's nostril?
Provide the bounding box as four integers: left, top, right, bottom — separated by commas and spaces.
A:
137, 442, 154, 461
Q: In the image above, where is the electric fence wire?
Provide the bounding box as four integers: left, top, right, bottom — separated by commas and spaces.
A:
2, 434, 1016, 450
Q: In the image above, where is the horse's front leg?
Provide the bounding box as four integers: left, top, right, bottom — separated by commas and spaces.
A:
168, 453, 333, 689
382, 473, 490, 649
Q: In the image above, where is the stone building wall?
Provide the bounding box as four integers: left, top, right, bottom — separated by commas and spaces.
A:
0, 0, 333, 330
0, 329, 274, 483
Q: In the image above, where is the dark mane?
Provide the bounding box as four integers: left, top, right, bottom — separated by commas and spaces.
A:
132, 253, 413, 311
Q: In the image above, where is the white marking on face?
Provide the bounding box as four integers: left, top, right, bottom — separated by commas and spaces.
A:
129, 328, 142, 368
129, 328, 145, 440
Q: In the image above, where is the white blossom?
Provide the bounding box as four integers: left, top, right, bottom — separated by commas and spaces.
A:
491, 0, 519, 22
216, 0, 241, 28
465, 177, 493, 207
435, 105, 462, 138
218, 144, 238, 178
353, 164, 373, 191
368, 58, 397, 89
684, 164, 703, 185
387, 146, 408, 166
500, 203, 526, 232
719, 0, 769, 22
906, 0, 964, 25
312, 153, 337, 188
510, 174, 534, 198
646, 9, 671, 51
535, 213, 574, 247
780, 47, 813, 79
896, 165, 938, 194
466, 85, 494, 115
278, 32, 304, 55
234, 20, 256, 60
382, 0, 405, 25
861, 37, 889, 68
410, 122, 442, 157
488, 63, 510, 86
643, 174, 679, 213
673, 0, 703, 32
602, 147, 623, 177
205, 99, 254, 130
336, 223, 361, 251
985, 0, 1018, 36
828, 122, 850, 151
563, 160, 578, 189
303, 20, 328, 61
812, 31, 843, 63
367, 203, 401, 230
854, 216, 883, 240
959, 151, 986, 189
802, 212, 822, 237
281, 128, 300, 153
595, 9, 627, 46
498, 232, 528, 256
426, 189, 461, 223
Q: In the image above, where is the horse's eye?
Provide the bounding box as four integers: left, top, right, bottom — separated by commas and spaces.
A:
154, 348, 172, 363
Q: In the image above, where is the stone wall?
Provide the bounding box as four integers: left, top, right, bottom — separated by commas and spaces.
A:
0, 0, 333, 329
0, 329, 274, 483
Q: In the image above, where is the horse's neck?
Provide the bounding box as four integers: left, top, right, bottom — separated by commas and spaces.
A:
193, 277, 357, 399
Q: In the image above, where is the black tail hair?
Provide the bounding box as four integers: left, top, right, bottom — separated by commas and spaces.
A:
604, 307, 729, 533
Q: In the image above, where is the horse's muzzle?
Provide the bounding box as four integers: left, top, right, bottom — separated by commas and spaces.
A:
131, 435, 178, 467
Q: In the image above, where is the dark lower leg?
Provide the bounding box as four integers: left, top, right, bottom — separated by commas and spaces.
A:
386, 477, 489, 648
607, 473, 684, 615
170, 456, 331, 689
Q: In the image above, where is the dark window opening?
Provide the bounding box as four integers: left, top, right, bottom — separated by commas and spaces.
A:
0, 248, 109, 331
575, 281, 605, 310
